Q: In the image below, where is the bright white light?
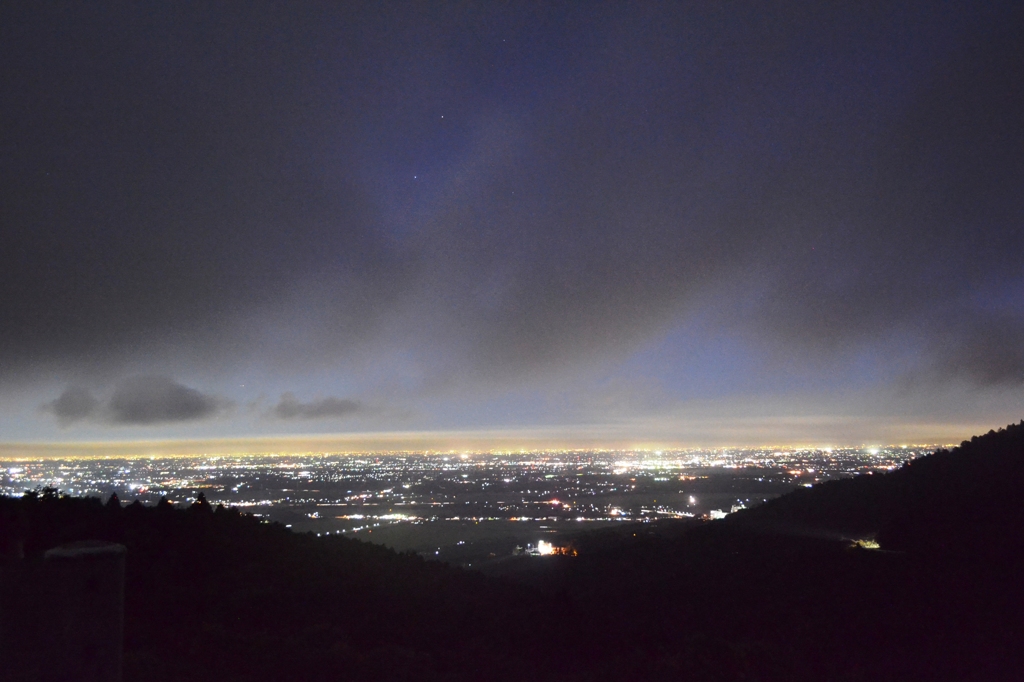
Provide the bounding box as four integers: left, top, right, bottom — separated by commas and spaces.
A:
537, 540, 555, 555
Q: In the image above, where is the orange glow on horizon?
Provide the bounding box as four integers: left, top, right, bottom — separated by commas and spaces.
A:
0, 423, 972, 461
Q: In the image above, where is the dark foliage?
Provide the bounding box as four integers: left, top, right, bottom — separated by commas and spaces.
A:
0, 494, 555, 681
729, 420, 1024, 557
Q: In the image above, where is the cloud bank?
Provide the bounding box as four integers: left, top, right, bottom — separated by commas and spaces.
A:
43, 377, 229, 426
271, 393, 363, 420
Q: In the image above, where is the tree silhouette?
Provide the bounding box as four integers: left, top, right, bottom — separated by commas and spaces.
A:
190, 492, 212, 514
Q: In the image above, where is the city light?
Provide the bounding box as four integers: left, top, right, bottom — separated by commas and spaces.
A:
0, 446, 928, 563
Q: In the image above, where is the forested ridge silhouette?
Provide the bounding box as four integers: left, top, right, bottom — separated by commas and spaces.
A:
727, 420, 1024, 555
3, 423, 1023, 680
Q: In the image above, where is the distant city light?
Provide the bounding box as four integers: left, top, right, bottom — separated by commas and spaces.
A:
0, 445, 929, 564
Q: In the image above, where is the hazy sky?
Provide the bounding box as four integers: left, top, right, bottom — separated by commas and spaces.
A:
2, 2, 1022, 453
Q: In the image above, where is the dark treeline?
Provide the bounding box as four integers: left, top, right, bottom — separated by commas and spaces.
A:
0, 492, 563, 681
3, 424, 1024, 681
728, 421, 1024, 557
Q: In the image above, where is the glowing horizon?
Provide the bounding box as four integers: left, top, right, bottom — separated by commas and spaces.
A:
0, 419, 981, 460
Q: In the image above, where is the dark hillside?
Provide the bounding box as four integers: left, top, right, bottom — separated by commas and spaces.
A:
0, 493, 556, 681
3, 423, 1023, 681
728, 420, 1024, 555
509, 422, 1024, 681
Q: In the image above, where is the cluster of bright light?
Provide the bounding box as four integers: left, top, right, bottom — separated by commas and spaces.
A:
1, 447, 931, 527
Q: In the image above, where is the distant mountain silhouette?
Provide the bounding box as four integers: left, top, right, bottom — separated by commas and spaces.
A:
3, 423, 1023, 681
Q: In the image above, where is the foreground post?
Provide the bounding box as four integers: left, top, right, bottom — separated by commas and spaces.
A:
43, 541, 126, 682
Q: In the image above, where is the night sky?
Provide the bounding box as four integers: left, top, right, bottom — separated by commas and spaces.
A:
2, 2, 1023, 453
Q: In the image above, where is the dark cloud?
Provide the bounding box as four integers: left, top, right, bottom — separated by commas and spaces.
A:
0, 3, 410, 380
3, 1, 1024, 406
930, 317, 1024, 386
107, 376, 228, 425
42, 377, 228, 426
41, 387, 101, 426
272, 393, 362, 420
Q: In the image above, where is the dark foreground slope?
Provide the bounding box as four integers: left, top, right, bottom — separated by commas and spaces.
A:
502, 422, 1024, 681
730, 422, 1024, 556
0, 495, 557, 682
3, 423, 1023, 681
